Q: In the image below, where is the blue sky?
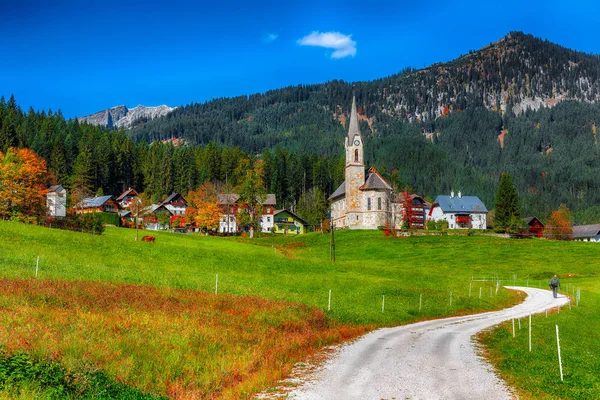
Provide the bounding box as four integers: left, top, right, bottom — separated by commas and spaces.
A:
2, 0, 599, 118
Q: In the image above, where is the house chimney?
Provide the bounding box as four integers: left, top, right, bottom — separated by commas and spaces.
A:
450, 191, 454, 198
458, 191, 462, 198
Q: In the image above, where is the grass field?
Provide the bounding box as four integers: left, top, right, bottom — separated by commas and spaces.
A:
0, 220, 599, 398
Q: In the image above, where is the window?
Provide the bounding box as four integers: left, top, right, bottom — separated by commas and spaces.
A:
377, 197, 381, 210
354, 149, 359, 162
367, 198, 371, 210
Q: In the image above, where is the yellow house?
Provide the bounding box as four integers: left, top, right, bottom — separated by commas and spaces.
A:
272, 209, 310, 234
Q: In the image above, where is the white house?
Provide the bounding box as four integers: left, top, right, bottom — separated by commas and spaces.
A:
161, 192, 187, 216
429, 192, 488, 229
47, 185, 67, 218
217, 193, 276, 233
572, 224, 600, 242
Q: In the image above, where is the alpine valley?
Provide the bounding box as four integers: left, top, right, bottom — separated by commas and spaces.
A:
2, 32, 600, 222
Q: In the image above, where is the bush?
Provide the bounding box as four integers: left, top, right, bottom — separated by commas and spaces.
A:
42, 213, 105, 235
97, 212, 121, 227
0, 348, 163, 399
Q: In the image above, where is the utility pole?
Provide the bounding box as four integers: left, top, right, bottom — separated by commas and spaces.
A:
135, 197, 141, 241
330, 223, 336, 262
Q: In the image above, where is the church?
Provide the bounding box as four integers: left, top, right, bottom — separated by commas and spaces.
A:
329, 97, 396, 229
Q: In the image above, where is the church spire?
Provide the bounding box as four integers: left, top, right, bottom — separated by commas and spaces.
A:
347, 95, 361, 142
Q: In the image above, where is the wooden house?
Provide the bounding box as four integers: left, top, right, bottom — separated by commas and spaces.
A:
161, 192, 187, 216
522, 217, 545, 237
272, 209, 310, 234
116, 187, 138, 208
76, 195, 119, 214
47, 185, 67, 218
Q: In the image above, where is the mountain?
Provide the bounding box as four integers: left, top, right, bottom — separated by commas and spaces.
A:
78, 104, 176, 128
129, 31, 600, 148
125, 31, 600, 219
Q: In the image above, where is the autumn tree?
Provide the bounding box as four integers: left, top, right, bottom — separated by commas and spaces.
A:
236, 158, 266, 238
400, 191, 413, 229
0, 148, 48, 218
187, 181, 221, 234
544, 204, 573, 240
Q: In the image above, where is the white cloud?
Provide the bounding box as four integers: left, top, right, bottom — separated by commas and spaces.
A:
263, 33, 278, 43
298, 31, 356, 59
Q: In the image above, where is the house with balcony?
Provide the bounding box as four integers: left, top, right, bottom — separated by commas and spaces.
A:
161, 192, 187, 216
75, 195, 120, 214
428, 192, 487, 229
272, 209, 310, 234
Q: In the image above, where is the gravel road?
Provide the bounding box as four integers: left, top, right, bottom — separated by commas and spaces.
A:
288, 287, 569, 400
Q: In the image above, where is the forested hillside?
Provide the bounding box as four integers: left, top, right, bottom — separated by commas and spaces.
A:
3, 31, 600, 223
127, 32, 600, 222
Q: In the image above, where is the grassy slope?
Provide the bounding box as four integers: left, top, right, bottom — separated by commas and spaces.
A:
1, 221, 599, 398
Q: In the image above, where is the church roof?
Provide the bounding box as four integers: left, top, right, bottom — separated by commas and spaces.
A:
347, 95, 361, 143
328, 182, 346, 200
328, 167, 393, 201
360, 167, 393, 191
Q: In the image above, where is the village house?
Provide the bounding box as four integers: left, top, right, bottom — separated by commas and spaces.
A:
142, 203, 172, 230
272, 209, 310, 234
46, 185, 67, 218
393, 193, 430, 229
217, 193, 276, 233
521, 217, 545, 237
572, 224, 600, 242
116, 187, 138, 208
76, 195, 120, 214
428, 192, 488, 229
161, 192, 187, 216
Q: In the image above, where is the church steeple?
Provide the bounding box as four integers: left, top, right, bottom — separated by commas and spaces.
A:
347, 95, 361, 144
345, 95, 363, 166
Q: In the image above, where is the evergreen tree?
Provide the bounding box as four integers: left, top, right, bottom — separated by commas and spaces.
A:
494, 172, 520, 231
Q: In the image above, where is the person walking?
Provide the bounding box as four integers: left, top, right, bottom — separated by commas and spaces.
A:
549, 274, 560, 298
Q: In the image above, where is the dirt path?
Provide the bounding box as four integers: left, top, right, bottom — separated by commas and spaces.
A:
288, 287, 569, 400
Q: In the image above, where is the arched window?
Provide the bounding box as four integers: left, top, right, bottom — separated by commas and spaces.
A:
354, 149, 359, 162
378, 197, 381, 210
367, 198, 371, 211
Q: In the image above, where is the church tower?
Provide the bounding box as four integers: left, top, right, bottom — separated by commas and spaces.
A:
345, 96, 365, 228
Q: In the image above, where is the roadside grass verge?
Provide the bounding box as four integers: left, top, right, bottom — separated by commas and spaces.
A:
479, 278, 600, 399
0, 278, 365, 399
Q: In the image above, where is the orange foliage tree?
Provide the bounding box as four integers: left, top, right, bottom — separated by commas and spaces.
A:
0, 148, 48, 218
187, 182, 222, 234
544, 204, 573, 240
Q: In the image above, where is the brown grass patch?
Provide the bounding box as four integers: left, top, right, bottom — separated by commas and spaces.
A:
0, 278, 366, 399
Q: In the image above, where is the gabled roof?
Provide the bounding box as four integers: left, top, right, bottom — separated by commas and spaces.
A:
162, 192, 187, 205
217, 193, 276, 206
360, 167, 393, 191
116, 187, 138, 201
79, 195, 114, 209
572, 224, 600, 239
143, 204, 172, 215
432, 195, 488, 213
273, 209, 310, 226
328, 182, 346, 200
48, 185, 65, 193
523, 216, 544, 226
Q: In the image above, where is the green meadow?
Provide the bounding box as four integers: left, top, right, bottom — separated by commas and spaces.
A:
0, 220, 599, 398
